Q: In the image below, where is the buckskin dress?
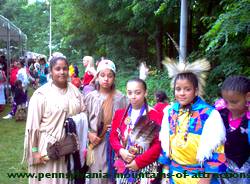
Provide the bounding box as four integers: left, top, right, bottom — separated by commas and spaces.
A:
22, 81, 86, 184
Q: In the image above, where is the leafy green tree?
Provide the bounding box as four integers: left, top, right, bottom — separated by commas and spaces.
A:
199, 0, 250, 101
0, 1, 50, 56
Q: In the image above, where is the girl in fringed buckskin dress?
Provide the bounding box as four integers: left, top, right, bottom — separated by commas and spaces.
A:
23, 56, 86, 184
85, 59, 127, 184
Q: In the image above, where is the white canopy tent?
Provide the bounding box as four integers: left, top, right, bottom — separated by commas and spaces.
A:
0, 15, 27, 57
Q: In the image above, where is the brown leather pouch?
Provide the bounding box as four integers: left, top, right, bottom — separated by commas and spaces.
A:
47, 133, 79, 160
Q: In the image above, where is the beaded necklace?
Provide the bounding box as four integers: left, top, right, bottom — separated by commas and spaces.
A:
176, 107, 193, 142
172, 100, 195, 144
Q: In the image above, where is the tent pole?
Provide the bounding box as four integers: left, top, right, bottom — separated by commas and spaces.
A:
6, 22, 10, 99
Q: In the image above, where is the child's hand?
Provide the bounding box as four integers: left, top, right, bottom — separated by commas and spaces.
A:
125, 160, 139, 171
119, 148, 135, 163
32, 152, 48, 165
88, 132, 101, 146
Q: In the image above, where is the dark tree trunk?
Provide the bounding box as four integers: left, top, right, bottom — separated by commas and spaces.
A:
155, 21, 163, 69
142, 34, 148, 61
167, 22, 175, 58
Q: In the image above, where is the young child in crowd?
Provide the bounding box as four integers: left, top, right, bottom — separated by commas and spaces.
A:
110, 78, 162, 184
159, 58, 226, 184
38, 57, 49, 86
32, 62, 40, 89
3, 80, 27, 119
71, 73, 82, 89
216, 75, 250, 184
153, 90, 169, 119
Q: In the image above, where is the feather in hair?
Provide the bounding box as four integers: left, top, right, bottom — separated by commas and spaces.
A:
162, 57, 211, 96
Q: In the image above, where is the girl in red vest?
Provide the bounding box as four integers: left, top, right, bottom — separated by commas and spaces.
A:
110, 78, 162, 184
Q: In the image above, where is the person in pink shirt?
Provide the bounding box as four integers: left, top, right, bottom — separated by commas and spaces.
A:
216, 75, 250, 184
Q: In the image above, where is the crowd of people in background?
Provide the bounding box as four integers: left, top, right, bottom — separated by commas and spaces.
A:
0, 53, 99, 118
0, 52, 249, 184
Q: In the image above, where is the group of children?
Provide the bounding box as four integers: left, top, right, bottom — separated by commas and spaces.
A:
19, 53, 249, 184
78, 57, 249, 184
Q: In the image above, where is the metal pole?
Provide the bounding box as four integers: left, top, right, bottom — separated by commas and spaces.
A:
6, 22, 10, 99
179, 0, 188, 63
49, 0, 52, 57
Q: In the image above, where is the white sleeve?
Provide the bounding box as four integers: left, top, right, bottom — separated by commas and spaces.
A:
196, 109, 226, 162
159, 105, 172, 157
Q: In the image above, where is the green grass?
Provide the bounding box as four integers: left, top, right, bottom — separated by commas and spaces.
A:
0, 105, 28, 184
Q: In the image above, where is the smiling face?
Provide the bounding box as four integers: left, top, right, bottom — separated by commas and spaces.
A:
174, 79, 197, 106
126, 80, 147, 109
97, 68, 115, 91
51, 59, 69, 88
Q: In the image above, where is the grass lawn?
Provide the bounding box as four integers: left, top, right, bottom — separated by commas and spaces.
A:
0, 103, 28, 184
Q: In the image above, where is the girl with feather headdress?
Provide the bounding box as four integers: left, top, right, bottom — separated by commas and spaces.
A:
159, 58, 227, 184
110, 78, 162, 184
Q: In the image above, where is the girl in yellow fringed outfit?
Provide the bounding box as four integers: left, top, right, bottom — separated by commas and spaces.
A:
159, 58, 227, 184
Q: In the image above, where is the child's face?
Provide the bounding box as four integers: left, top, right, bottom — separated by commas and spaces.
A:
126, 81, 147, 109
39, 59, 46, 65
175, 79, 197, 106
16, 62, 22, 69
98, 69, 115, 90
222, 90, 248, 115
51, 59, 69, 87
13, 61, 18, 67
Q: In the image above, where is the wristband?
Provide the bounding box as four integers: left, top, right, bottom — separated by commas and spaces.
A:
32, 147, 38, 153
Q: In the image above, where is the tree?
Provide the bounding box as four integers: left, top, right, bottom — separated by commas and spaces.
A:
199, 0, 250, 101
0, 1, 50, 56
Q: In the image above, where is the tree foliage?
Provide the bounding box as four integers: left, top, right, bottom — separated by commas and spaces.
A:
0, 0, 249, 101
199, 0, 250, 101
0, 1, 50, 56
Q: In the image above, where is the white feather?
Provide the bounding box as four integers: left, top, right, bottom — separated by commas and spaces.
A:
159, 105, 172, 157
